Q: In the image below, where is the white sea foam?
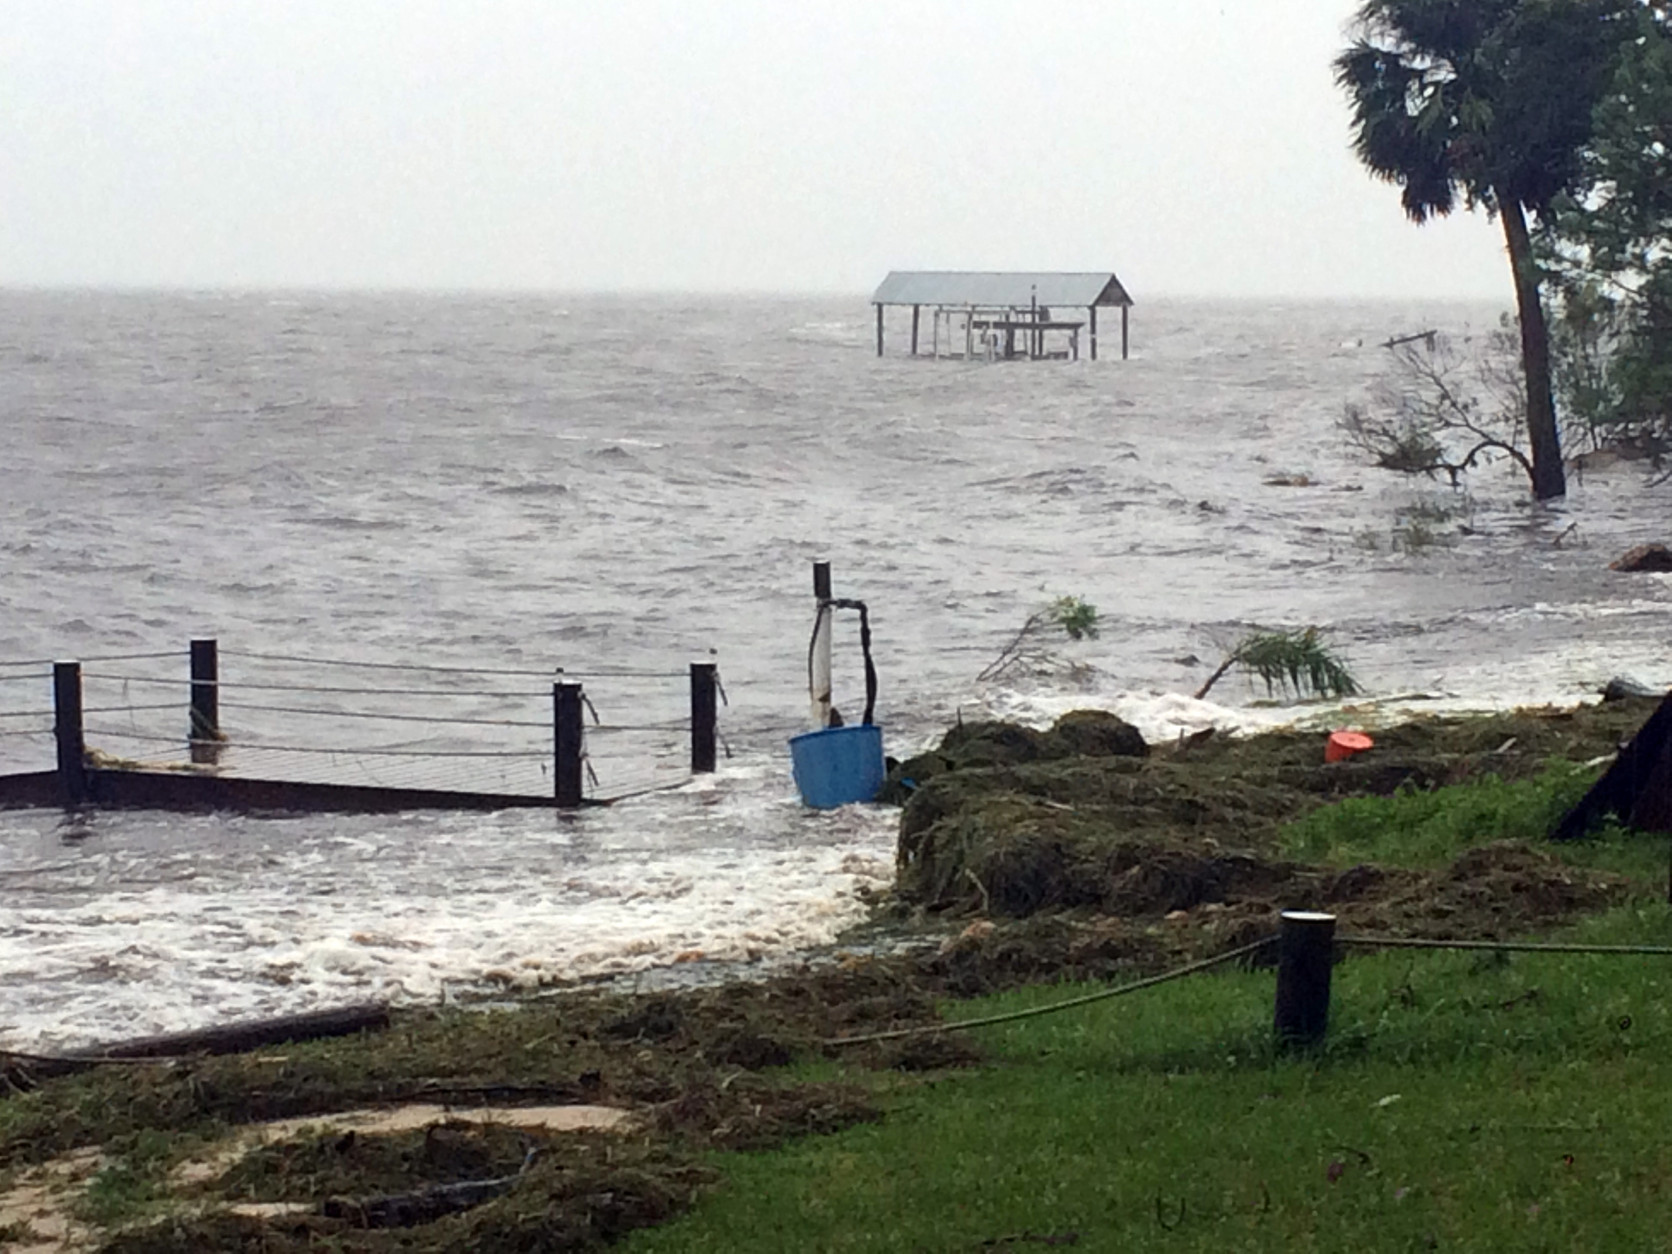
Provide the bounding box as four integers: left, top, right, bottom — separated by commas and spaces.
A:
0, 767, 898, 1051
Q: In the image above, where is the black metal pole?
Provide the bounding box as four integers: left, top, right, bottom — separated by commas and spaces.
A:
1274, 910, 1336, 1048
691, 663, 718, 774
1090, 305, 1098, 361
189, 638, 220, 763
875, 304, 884, 357
554, 681, 584, 809
910, 305, 920, 355
54, 660, 87, 807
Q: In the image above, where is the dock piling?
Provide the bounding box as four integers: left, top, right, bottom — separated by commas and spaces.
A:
189, 638, 220, 763
53, 660, 87, 807
554, 681, 585, 809
691, 663, 718, 774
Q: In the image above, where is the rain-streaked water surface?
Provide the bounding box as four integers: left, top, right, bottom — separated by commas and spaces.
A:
1, 291, 1667, 1050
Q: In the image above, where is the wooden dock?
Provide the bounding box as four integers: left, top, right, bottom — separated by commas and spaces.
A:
0, 642, 721, 815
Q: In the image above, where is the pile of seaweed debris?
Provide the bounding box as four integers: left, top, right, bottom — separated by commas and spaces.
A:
1, 968, 951, 1254
884, 701, 1657, 931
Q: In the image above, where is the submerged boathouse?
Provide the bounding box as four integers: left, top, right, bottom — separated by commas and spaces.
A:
871, 271, 1134, 361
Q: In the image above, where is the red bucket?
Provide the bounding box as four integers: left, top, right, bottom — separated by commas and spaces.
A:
1325, 731, 1374, 763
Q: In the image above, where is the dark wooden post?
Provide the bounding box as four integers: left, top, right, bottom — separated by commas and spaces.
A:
1121, 305, 1130, 361
1089, 306, 1098, 361
910, 305, 920, 356
554, 681, 584, 809
54, 660, 87, 807
189, 638, 220, 763
1274, 910, 1336, 1048
875, 304, 884, 357
691, 663, 718, 774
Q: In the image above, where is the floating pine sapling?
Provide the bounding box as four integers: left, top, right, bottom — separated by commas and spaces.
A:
1193, 628, 1360, 702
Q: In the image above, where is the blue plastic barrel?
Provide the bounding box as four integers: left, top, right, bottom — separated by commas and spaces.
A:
789, 724, 885, 809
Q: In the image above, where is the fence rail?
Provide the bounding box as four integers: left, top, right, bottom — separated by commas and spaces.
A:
0, 639, 722, 814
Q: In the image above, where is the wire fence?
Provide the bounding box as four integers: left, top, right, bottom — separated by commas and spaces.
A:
1, 644, 718, 804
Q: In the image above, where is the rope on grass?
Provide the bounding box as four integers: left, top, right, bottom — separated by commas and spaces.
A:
824, 936, 1277, 1048
1338, 936, 1672, 957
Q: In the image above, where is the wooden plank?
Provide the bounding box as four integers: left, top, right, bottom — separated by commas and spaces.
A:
0, 770, 62, 810
81, 767, 581, 814
87, 1001, 392, 1060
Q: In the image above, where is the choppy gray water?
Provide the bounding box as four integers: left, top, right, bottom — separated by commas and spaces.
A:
1, 291, 1667, 1050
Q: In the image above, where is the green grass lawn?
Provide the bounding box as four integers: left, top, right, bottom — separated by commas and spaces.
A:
629, 897, 1672, 1251
1276, 761, 1652, 875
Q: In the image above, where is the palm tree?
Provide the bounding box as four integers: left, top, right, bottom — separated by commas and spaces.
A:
1336, 0, 1634, 501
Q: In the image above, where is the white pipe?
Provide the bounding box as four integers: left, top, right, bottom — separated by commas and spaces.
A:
810, 602, 833, 729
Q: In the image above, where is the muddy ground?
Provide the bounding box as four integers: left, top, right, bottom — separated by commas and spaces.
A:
0, 698, 1662, 1252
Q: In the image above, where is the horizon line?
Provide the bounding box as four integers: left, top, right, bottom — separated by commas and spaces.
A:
0, 281, 1513, 305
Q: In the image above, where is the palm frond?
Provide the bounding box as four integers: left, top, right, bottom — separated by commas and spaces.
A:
1194, 628, 1361, 702
1233, 629, 1361, 699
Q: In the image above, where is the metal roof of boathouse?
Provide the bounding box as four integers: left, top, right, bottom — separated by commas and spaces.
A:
872, 271, 1133, 308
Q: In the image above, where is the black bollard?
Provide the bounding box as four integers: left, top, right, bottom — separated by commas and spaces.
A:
1274, 910, 1336, 1049
690, 662, 717, 774
53, 660, 87, 807
554, 681, 584, 809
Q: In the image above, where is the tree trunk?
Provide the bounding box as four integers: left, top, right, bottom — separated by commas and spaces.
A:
1499, 196, 1567, 500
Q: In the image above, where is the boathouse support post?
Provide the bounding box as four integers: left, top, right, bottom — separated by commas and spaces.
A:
554, 681, 585, 809
910, 305, 920, 356
1274, 910, 1336, 1049
54, 660, 87, 807
875, 304, 884, 357
189, 638, 220, 762
1089, 306, 1098, 361
690, 662, 718, 774
1122, 305, 1130, 360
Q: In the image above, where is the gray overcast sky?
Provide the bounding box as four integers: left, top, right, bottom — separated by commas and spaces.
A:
2, 1, 1518, 298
